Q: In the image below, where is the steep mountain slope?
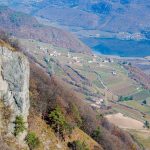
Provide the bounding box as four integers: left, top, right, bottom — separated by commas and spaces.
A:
0, 31, 142, 150
28, 60, 141, 150
0, 37, 101, 150
0, 6, 91, 54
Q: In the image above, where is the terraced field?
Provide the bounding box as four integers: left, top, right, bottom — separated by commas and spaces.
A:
129, 129, 150, 150
132, 90, 150, 101
106, 113, 150, 150
20, 39, 147, 102
122, 101, 150, 114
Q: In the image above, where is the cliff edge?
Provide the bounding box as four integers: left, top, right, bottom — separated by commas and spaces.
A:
0, 43, 30, 141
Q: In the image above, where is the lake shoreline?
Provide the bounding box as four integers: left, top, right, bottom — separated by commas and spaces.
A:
88, 38, 150, 58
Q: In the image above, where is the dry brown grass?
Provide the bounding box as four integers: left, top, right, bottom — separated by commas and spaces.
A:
0, 39, 16, 51
0, 101, 27, 150
0, 100, 11, 136
65, 128, 102, 150
28, 109, 101, 150
28, 110, 66, 150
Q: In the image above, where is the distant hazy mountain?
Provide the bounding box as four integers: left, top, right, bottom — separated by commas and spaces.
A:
1, 0, 150, 34
0, 6, 91, 54
1, 0, 150, 56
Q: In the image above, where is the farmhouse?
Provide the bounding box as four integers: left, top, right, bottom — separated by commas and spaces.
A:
95, 99, 104, 105
67, 52, 71, 58
112, 71, 117, 75
49, 51, 61, 57
88, 60, 93, 63
102, 59, 109, 63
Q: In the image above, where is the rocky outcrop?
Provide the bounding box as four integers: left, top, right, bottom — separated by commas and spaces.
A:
0, 46, 30, 140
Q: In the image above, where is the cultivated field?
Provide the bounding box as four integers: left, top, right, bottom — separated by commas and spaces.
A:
106, 113, 144, 129
106, 113, 150, 150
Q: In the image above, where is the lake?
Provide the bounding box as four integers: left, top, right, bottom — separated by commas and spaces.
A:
91, 38, 150, 57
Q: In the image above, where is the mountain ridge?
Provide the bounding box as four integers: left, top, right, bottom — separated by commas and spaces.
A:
2, 0, 150, 57
2, 0, 150, 33
0, 6, 91, 54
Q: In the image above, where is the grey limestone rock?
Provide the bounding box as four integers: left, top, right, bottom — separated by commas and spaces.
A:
0, 46, 30, 141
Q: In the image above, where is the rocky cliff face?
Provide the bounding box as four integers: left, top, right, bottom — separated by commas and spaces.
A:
0, 45, 30, 140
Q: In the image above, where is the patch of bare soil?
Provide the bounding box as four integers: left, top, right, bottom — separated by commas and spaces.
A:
106, 113, 144, 130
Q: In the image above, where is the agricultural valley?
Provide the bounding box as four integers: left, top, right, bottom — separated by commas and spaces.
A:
19, 38, 150, 149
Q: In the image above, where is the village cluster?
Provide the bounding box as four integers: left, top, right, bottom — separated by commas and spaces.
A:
36, 44, 118, 76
